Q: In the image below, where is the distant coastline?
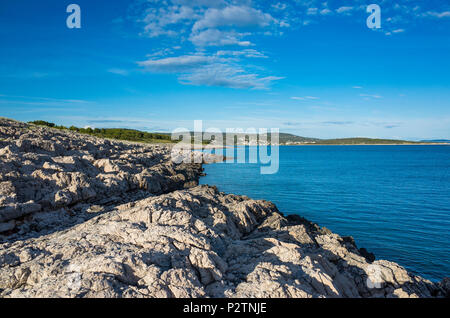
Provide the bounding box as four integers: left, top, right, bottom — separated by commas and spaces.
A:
285, 143, 450, 146
16, 119, 450, 147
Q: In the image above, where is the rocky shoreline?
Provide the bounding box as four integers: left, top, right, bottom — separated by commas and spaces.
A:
0, 118, 448, 298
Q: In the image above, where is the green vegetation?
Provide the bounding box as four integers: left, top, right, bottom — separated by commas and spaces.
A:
28, 121, 176, 144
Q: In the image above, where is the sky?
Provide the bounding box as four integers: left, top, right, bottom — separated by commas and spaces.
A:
0, 0, 449, 140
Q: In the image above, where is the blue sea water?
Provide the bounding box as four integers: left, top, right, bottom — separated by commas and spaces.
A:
200, 145, 450, 282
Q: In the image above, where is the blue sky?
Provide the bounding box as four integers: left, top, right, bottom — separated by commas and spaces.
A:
1, 0, 449, 139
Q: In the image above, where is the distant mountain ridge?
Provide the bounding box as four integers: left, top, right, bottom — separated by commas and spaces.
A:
27, 120, 448, 146
420, 139, 450, 144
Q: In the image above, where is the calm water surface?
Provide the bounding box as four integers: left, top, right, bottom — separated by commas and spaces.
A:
200, 145, 450, 281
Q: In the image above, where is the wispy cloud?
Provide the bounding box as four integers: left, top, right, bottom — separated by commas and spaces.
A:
423, 11, 450, 19
385, 124, 400, 129
179, 64, 284, 89
189, 29, 252, 47
322, 121, 354, 126
336, 6, 353, 14
0, 71, 61, 79
0, 94, 92, 104
108, 68, 130, 76
283, 121, 302, 127
360, 93, 383, 99
138, 51, 282, 89
216, 49, 268, 59
291, 96, 319, 101
138, 54, 217, 73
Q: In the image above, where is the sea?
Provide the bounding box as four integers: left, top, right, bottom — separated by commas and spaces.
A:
200, 145, 450, 282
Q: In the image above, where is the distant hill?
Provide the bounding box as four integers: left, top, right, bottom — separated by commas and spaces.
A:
166, 132, 320, 145
258, 134, 418, 145
420, 139, 450, 144
202, 133, 417, 146
28, 120, 430, 146
314, 138, 419, 145
278, 133, 320, 144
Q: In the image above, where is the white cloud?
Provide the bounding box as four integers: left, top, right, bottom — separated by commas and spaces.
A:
216, 49, 267, 58
272, 3, 287, 11
425, 11, 450, 19
336, 6, 353, 14
0, 95, 93, 107
320, 9, 332, 15
171, 0, 225, 8
140, 5, 199, 37
307, 8, 319, 16
291, 96, 319, 101
192, 5, 274, 31
138, 53, 281, 89
360, 94, 383, 99
180, 63, 283, 89
108, 68, 129, 76
138, 55, 216, 72
189, 29, 251, 47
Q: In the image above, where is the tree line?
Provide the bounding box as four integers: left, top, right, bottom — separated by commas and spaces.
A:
28, 121, 176, 144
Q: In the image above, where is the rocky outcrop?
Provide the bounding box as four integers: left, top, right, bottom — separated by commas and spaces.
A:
0, 119, 203, 234
0, 118, 448, 298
